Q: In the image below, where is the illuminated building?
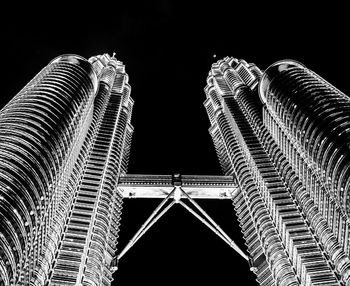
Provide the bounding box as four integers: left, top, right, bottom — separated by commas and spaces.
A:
0, 53, 133, 286
204, 57, 350, 285
1, 52, 350, 286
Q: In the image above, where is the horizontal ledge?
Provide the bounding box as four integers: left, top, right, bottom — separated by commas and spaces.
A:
118, 186, 238, 199
118, 174, 236, 185
118, 174, 238, 199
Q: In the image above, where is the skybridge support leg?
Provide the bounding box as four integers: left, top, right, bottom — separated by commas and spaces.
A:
176, 187, 248, 261
113, 188, 177, 269
113, 185, 248, 269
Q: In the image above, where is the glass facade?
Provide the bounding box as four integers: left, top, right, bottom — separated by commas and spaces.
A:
1, 52, 350, 286
0, 54, 133, 286
205, 58, 350, 285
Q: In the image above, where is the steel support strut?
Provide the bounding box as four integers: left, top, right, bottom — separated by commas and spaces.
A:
177, 187, 248, 261
114, 183, 248, 269
117, 187, 177, 261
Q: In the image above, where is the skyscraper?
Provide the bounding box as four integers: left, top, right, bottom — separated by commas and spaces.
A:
0, 54, 133, 286
1, 52, 350, 286
204, 57, 350, 285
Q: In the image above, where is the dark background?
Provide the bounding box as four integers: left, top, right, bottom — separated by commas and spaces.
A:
2, 1, 349, 285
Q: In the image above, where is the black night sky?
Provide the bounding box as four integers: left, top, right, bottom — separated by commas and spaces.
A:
2, 1, 349, 285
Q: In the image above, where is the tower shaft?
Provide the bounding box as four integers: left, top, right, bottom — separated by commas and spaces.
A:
0, 54, 133, 286
205, 58, 350, 285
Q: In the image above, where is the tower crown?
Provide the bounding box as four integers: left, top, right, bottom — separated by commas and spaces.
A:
50, 54, 98, 93
258, 59, 305, 104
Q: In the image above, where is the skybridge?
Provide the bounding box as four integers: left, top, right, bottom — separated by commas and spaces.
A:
112, 174, 248, 271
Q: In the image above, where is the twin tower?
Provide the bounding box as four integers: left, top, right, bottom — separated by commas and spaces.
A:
0, 54, 349, 286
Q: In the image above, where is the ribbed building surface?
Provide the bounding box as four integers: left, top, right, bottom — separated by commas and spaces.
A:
0, 53, 133, 286
2, 52, 350, 286
204, 57, 350, 285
